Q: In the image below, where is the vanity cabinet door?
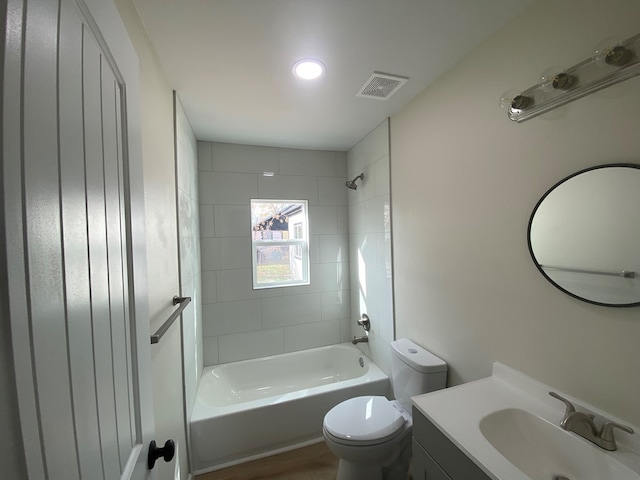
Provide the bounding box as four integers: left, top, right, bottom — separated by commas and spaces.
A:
413, 407, 492, 480
412, 439, 452, 480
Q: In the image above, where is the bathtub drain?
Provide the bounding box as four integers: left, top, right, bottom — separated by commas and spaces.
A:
359, 357, 364, 368
552, 475, 570, 480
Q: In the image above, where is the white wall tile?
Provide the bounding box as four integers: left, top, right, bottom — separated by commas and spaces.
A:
197, 141, 213, 171
199, 171, 258, 205
205, 299, 262, 336
214, 204, 250, 237
348, 120, 389, 177
358, 163, 377, 202
178, 189, 192, 238
318, 177, 348, 206
284, 262, 350, 295
199, 204, 214, 237
215, 268, 252, 302
178, 150, 194, 199
351, 291, 369, 326
262, 293, 321, 328
199, 142, 354, 366
309, 206, 338, 235
348, 201, 365, 234
284, 320, 340, 353
216, 268, 282, 302
202, 270, 217, 304
363, 196, 386, 233
321, 290, 350, 321
309, 235, 320, 264
319, 262, 350, 293
339, 317, 352, 343
347, 120, 392, 376
203, 336, 219, 366
180, 235, 194, 286
218, 328, 284, 363
258, 174, 319, 204
201, 237, 222, 271
377, 233, 392, 272
336, 152, 348, 178
220, 236, 252, 269
375, 155, 390, 196
319, 234, 349, 264
278, 149, 337, 177
212, 143, 279, 173
337, 206, 349, 234
349, 258, 361, 298
201, 303, 216, 337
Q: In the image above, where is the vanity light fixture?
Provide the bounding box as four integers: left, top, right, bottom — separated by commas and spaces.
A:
501, 32, 640, 122
292, 58, 325, 80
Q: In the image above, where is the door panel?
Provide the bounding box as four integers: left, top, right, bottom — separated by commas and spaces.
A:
2, 0, 154, 479
22, 0, 80, 476
59, 1, 104, 477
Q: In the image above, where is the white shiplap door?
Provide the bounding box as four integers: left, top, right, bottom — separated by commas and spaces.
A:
2, 0, 154, 479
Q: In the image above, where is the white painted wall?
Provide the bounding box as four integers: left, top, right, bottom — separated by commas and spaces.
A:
347, 120, 395, 375
198, 142, 350, 365
114, 2, 188, 478
391, 0, 640, 425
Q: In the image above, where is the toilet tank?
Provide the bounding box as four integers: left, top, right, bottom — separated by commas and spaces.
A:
390, 338, 447, 413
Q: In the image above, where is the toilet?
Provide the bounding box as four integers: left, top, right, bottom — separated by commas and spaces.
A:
322, 338, 447, 480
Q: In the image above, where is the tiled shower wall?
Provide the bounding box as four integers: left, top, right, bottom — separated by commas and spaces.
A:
197, 142, 351, 365
174, 94, 202, 418
347, 119, 394, 375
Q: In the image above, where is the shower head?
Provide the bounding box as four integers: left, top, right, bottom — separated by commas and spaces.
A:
345, 173, 364, 190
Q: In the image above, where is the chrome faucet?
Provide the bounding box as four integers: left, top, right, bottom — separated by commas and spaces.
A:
352, 313, 370, 344
357, 313, 370, 331
549, 391, 634, 451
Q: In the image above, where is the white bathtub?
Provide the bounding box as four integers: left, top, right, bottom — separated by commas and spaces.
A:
190, 343, 389, 473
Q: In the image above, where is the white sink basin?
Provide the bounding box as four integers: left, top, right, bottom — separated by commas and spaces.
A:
480, 408, 640, 480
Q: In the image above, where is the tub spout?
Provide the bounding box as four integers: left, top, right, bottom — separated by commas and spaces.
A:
352, 335, 368, 344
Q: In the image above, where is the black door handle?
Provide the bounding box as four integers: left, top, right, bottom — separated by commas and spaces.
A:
147, 439, 175, 469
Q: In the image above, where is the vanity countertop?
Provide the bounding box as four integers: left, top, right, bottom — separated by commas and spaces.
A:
412, 363, 640, 480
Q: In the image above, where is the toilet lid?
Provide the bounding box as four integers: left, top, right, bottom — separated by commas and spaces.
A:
323, 396, 405, 442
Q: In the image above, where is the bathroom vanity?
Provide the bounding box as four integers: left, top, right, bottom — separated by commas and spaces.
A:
412, 408, 490, 479
411, 363, 640, 480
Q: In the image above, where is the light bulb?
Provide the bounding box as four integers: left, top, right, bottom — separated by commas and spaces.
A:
292, 59, 325, 80
539, 66, 575, 92
499, 89, 532, 113
499, 89, 519, 110
594, 37, 631, 67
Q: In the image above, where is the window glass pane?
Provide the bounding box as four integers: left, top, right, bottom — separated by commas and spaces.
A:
255, 245, 303, 284
251, 199, 309, 288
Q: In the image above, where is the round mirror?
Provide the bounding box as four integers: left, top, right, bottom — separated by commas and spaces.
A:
528, 164, 640, 307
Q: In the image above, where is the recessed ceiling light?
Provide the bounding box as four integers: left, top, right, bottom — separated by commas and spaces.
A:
293, 59, 325, 80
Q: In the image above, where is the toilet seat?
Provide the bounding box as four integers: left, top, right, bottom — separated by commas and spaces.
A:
323, 396, 405, 446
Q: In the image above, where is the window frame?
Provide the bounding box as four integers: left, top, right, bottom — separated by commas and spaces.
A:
250, 199, 310, 289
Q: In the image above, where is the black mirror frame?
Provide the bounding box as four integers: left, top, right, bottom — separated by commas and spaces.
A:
527, 163, 640, 308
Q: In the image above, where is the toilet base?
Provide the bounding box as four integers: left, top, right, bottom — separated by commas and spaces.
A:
336, 460, 384, 480
334, 441, 411, 480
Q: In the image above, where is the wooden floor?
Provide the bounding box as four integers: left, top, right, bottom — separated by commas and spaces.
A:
196, 442, 339, 480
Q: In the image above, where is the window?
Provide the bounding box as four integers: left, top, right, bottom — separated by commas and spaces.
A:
251, 200, 310, 289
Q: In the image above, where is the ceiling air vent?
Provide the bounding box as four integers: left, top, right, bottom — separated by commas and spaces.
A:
356, 72, 409, 100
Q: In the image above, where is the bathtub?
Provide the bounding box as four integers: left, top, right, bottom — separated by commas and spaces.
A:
190, 342, 389, 473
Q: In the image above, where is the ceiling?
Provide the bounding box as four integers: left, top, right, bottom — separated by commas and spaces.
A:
132, 0, 533, 151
